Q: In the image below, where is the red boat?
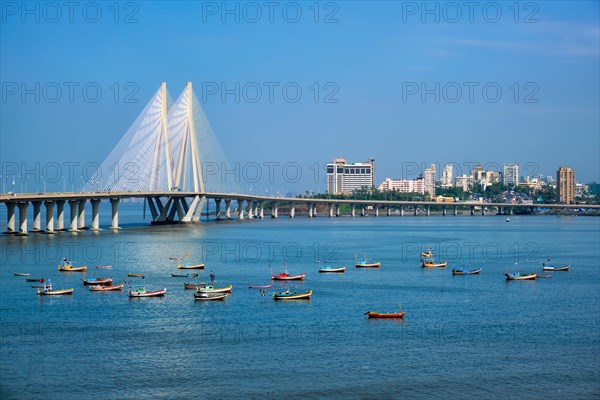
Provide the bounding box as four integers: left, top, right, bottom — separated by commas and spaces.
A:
366, 311, 406, 319
271, 272, 305, 281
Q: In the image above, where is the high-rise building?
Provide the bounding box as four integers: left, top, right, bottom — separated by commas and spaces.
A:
455, 175, 474, 192
557, 167, 575, 204
441, 164, 453, 188
424, 164, 436, 196
378, 177, 425, 194
470, 164, 485, 181
503, 164, 519, 186
327, 157, 375, 194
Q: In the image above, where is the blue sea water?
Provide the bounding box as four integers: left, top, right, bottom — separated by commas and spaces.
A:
1, 207, 599, 399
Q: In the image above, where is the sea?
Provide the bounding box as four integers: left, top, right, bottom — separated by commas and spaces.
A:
1, 203, 599, 399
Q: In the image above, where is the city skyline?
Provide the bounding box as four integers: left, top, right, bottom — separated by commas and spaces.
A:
1, 2, 599, 187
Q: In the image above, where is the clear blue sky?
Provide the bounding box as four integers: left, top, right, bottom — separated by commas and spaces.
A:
1, 1, 598, 193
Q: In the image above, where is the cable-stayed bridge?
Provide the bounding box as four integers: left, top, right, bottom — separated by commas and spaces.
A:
1, 83, 596, 235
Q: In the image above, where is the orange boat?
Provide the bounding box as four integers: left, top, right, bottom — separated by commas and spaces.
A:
366, 311, 406, 319
271, 272, 305, 281
421, 261, 447, 268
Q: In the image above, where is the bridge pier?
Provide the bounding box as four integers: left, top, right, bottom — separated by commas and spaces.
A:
32, 201, 42, 232
44, 201, 55, 233
238, 199, 244, 220
426, 206, 430, 216
214, 199, 222, 220
259, 202, 264, 219
290, 202, 295, 218
110, 198, 120, 229
336, 204, 340, 217
225, 200, 231, 219
56, 200, 65, 230
351, 205, 356, 217
414, 207, 418, 216
91, 199, 101, 230
6, 202, 16, 233
78, 199, 86, 229
453, 206, 457, 216
248, 201, 254, 219
386, 207, 391, 217
481, 206, 485, 216
375, 205, 380, 217
470, 206, 475, 216
271, 202, 278, 218
68, 200, 79, 231
400, 205, 404, 216
329, 203, 334, 217
18, 202, 29, 235
361, 206, 365, 217
442, 206, 446, 216
308, 203, 314, 218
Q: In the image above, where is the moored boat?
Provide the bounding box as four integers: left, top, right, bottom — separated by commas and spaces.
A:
421, 261, 447, 268
196, 285, 233, 294
194, 292, 228, 301
58, 265, 87, 272
366, 311, 406, 319
37, 281, 73, 296
95, 265, 112, 269
127, 273, 145, 278
171, 273, 189, 277
248, 283, 273, 289
452, 268, 481, 275
318, 266, 346, 273
273, 290, 312, 300
128, 287, 166, 297
355, 254, 381, 268
169, 256, 184, 260
184, 282, 206, 290
26, 277, 44, 282
89, 283, 125, 291
14, 273, 30, 277
271, 272, 306, 281
504, 272, 537, 280
82, 277, 113, 286
542, 265, 570, 271
177, 263, 205, 270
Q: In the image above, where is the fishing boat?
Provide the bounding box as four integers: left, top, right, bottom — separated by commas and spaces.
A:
177, 263, 205, 270
366, 311, 406, 319
273, 290, 312, 300
537, 274, 553, 279
504, 272, 537, 280
89, 283, 125, 291
128, 287, 166, 297
169, 256, 184, 260
37, 281, 73, 296
14, 273, 30, 277
58, 264, 87, 272
355, 254, 381, 268
506, 218, 511, 222
194, 292, 228, 301
127, 273, 145, 278
184, 282, 206, 290
248, 283, 273, 289
421, 260, 447, 268
452, 268, 482, 275
95, 265, 112, 269
318, 266, 346, 273
82, 277, 113, 286
542, 265, 570, 271
26, 277, 44, 282
171, 273, 189, 277
196, 285, 233, 294
271, 272, 306, 281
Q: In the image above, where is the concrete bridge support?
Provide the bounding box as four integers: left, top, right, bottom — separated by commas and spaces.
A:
44, 201, 55, 233
6, 202, 16, 233
237, 199, 244, 220
375, 205, 380, 217
32, 201, 42, 232
110, 198, 120, 229
91, 199, 101, 230
18, 202, 29, 235
360, 206, 365, 217
442, 206, 447, 216
481, 206, 485, 216
78, 199, 86, 229
56, 200, 65, 230
247, 201, 254, 219
351, 205, 356, 217
336, 204, 340, 217
414, 207, 418, 216
225, 200, 231, 219
271, 202, 279, 218
453, 206, 457, 216
214, 199, 222, 220
400, 205, 404, 217
386, 207, 391, 216
426, 206, 430, 216
68, 200, 79, 231
290, 203, 295, 218
308, 203, 314, 218
329, 203, 335, 217
470, 206, 475, 216
259, 202, 264, 219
